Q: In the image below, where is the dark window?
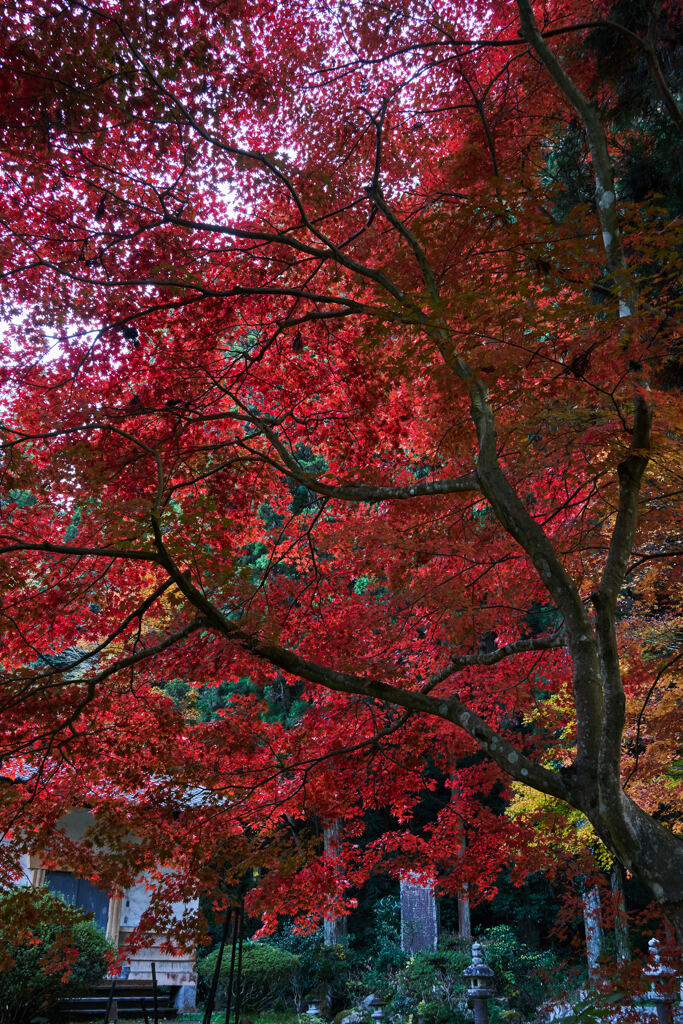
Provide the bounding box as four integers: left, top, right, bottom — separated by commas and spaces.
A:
45, 870, 109, 931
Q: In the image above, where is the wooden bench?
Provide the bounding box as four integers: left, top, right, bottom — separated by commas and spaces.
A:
55, 980, 176, 1020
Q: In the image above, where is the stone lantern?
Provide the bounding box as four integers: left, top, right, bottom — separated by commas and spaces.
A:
463, 941, 495, 1024
365, 993, 385, 1021
644, 938, 677, 1024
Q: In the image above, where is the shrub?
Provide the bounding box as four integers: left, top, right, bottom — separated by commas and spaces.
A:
0, 886, 114, 1024
347, 895, 407, 1002
198, 940, 300, 1012
271, 925, 359, 1012
481, 924, 564, 1017
365, 896, 407, 984
397, 945, 471, 1022
390, 929, 563, 1024
416, 1003, 469, 1024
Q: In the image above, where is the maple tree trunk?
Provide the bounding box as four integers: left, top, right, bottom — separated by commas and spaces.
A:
586, 792, 683, 942
464, 382, 683, 931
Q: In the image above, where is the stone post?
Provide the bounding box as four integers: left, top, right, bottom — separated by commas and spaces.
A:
463, 941, 495, 1024
582, 885, 603, 984
610, 862, 630, 962
400, 873, 438, 953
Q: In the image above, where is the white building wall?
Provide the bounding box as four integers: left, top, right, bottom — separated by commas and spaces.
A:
13, 808, 198, 1003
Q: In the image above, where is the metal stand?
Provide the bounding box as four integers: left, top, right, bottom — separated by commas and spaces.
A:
103, 979, 117, 1024
202, 902, 244, 1024
151, 960, 159, 1024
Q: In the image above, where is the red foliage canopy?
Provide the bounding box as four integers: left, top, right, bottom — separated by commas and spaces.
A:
0, 0, 681, 942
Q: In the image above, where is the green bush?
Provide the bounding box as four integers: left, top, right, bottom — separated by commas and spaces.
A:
389, 928, 563, 1024
0, 886, 114, 1024
417, 1004, 469, 1024
396, 945, 471, 1024
271, 925, 359, 1011
365, 896, 407, 986
346, 895, 407, 1001
302, 943, 353, 1011
198, 941, 300, 1012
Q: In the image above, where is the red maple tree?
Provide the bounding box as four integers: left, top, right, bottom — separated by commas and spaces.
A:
0, 0, 681, 941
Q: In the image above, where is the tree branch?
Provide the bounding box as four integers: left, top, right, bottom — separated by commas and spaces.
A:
592, 393, 651, 790
516, 0, 630, 297
146, 521, 571, 802
0, 541, 161, 562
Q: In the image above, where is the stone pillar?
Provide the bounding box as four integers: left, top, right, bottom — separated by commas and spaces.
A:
582, 885, 603, 984
610, 862, 630, 962
400, 873, 438, 953
323, 820, 347, 946
174, 985, 197, 1012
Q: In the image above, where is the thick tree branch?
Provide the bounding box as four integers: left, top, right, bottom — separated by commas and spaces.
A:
229, 632, 571, 802
238, 412, 479, 501
595, 395, 652, 608
591, 394, 651, 791
0, 540, 161, 562
147, 515, 570, 802
448, 633, 566, 669
464, 375, 603, 768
